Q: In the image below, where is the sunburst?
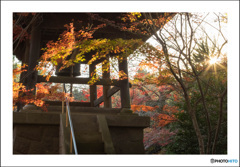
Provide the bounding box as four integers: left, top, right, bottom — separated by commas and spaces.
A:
209, 56, 220, 65
203, 56, 226, 77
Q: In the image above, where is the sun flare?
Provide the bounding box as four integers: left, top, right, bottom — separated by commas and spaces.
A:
209, 57, 220, 65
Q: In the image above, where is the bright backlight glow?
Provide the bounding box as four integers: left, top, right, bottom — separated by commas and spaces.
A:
209, 57, 220, 65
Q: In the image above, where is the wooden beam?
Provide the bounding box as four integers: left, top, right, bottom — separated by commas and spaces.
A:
107, 86, 120, 97
93, 86, 121, 107
93, 84, 131, 107
94, 96, 104, 107
37, 75, 119, 86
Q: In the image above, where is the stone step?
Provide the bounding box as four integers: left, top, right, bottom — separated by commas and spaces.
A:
73, 124, 99, 132
42, 105, 120, 114
75, 132, 102, 143
45, 101, 91, 107
71, 114, 97, 123
77, 142, 104, 154
21, 104, 121, 115
70, 113, 105, 154
71, 114, 99, 132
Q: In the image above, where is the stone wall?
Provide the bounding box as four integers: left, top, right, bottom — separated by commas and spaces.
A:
13, 112, 60, 154
13, 111, 150, 154
109, 127, 145, 154
106, 114, 150, 154
13, 125, 59, 154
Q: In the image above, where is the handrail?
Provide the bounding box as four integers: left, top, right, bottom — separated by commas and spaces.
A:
63, 84, 78, 154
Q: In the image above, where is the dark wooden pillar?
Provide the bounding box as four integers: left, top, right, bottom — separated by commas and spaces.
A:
103, 57, 112, 108
16, 40, 30, 112
18, 40, 30, 87
118, 58, 131, 110
90, 63, 97, 107
26, 24, 41, 92
17, 24, 41, 112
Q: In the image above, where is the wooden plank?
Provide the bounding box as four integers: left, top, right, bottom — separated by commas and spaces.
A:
37, 75, 119, 86
107, 86, 120, 97
60, 114, 71, 154
94, 96, 104, 107
93, 86, 120, 107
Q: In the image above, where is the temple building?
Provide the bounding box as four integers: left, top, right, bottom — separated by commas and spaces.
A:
13, 13, 172, 154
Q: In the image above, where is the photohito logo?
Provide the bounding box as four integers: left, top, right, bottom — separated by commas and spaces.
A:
210, 158, 238, 163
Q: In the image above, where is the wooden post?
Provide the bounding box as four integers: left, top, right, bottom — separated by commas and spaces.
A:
17, 41, 30, 112
70, 66, 73, 97
62, 101, 64, 114
20, 40, 30, 86
66, 106, 68, 127
70, 131, 73, 153
26, 23, 41, 93
62, 84, 64, 114
17, 24, 40, 112
89, 63, 97, 107
103, 57, 112, 108
118, 58, 131, 110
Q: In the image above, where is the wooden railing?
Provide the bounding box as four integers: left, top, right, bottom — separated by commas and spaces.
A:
63, 83, 78, 154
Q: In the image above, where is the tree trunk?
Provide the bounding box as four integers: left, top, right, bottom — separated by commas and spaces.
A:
189, 109, 205, 154
212, 89, 227, 154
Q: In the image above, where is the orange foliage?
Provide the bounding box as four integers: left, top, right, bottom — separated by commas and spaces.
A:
151, 104, 184, 127
37, 22, 106, 81
131, 105, 158, 112
118, 70, 128, 80
119, 13, 173, 36
13, 82, 74, 112
13, 65, 73, 111
156, 114, 176, 127
131, 104, 180, 128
